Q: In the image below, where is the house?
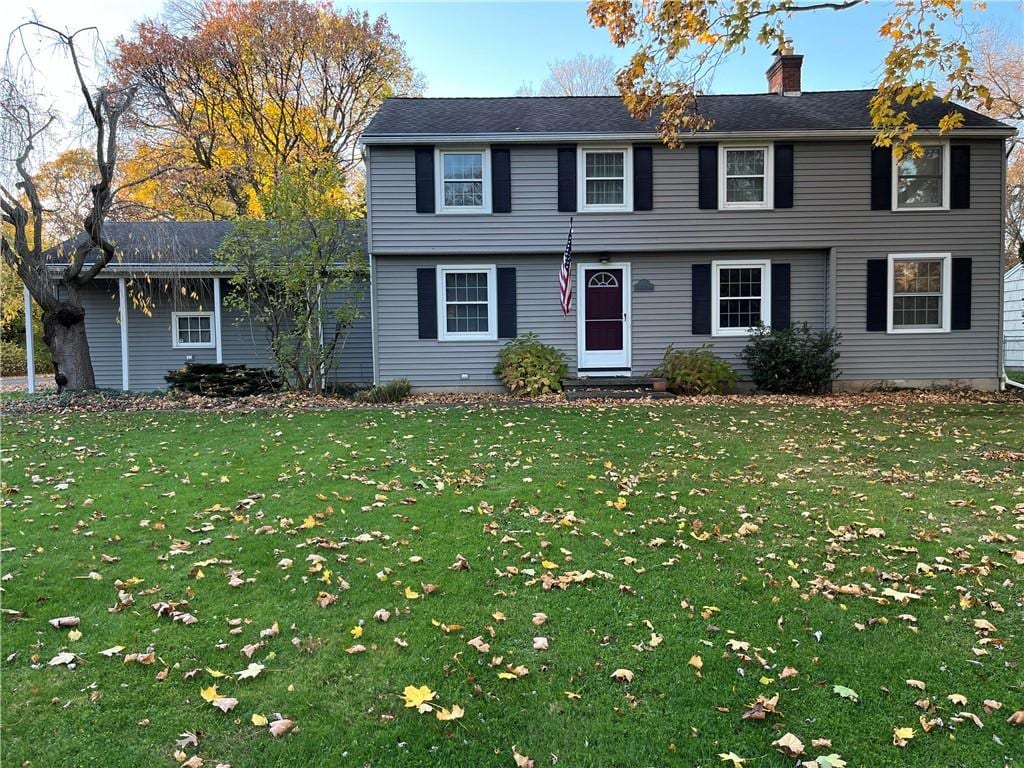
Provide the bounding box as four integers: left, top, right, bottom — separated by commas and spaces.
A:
33, 221, 372, 391
1006, 261, 1024, 371
360, 47, 1016, 391
23, 47, 1017, 393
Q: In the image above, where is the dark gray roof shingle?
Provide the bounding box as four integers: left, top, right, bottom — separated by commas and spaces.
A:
45, 220, 366, 269
363, 90, 1011, 138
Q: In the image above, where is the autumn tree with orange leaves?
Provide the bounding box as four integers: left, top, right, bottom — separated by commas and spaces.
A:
114, 0, 419, 219
588, 0, 996, 159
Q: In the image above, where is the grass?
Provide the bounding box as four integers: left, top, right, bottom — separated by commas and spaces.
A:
1007, 369, 1024, 385
1, 402, 1021, 768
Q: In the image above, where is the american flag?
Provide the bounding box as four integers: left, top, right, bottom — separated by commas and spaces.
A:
559, 218, 574, 316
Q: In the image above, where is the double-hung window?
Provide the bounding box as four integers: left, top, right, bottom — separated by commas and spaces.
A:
437, 265, 497, 340
711, 260, 771, 336
887, 253, 951, 332
437, 149, 490, 213
578, 147, 632, 211
720, 146, 772, 209
893, 144, 949, 210
172, 311, 214, 348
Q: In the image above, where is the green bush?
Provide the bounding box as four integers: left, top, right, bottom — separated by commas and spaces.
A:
650, 344, 736, 395
165, 363, 280, 397
740, 323, 841, 394
494, 333, 568, 397
352, 378, 412, 404
0, 340, 53, 377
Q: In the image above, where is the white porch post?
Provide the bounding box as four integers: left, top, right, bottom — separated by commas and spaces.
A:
213, 277, 223, 364
22, 286, 35, 393
118, 278, 129, 391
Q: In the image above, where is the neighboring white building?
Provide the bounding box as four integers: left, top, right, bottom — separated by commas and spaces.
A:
1006, 262, 1024, 370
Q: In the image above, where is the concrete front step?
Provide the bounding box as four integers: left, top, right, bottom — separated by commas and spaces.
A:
564, 389, 675, 401
562, 376, 665, 391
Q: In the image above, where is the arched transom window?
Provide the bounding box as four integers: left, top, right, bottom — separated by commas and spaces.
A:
587, 271, 619, 288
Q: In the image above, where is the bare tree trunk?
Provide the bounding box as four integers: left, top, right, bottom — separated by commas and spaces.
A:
41, 299, 96, 391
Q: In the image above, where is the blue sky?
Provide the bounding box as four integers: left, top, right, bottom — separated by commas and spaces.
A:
7, 0, 1023, 114
347, 0, 1023, 96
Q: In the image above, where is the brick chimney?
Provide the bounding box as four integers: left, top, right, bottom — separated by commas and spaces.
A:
766, 40, 803, 96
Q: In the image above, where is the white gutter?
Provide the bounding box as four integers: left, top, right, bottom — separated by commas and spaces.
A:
118, 278, 129, 391
362, 143, 379, 386
361, 127, 1016, 146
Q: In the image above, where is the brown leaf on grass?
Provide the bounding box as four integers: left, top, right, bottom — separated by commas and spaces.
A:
468, 636, 490, 653
512, 747, 535, 768
317, 592, 337, 608
982, 699, 1002, 713
531, 612, 548, 626
269, 718, 295, 737
48, 652, 77, 667
373, 609, 391, 622
610, 668, 634, 683
345, 644, 366, 654
175, 731, 199, 749
1007, 711, 1024, 726
48, 616, 80, 629
259, 622, 280, 639
435, 704, 465, 721
772, 732, 805, 757
742, 694, 780, 720
450, 554, 470, 571
532, 637, 549, 650
906, 679, 926, 690
780, 666, 799, 679
182, 756, 204, 768
211, 697, 239, 713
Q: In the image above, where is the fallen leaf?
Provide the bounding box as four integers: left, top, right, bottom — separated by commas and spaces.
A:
892, 726, 915, 747
435, 704, 465, 721
235, 663, 264, 681
402, 685, 436, 713
269, 718, 295, 737
251, 714, 268, 727
718, 752, 746, 767
211, 697, 238, 713
610, 668, 634, 683
772, 732, 805, 758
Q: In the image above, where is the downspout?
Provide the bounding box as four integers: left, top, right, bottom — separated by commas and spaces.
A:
997, 135, 1022, 391
362, 143, 379, 386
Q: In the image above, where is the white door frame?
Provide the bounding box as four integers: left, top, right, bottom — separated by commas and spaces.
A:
576, 261, 631, 374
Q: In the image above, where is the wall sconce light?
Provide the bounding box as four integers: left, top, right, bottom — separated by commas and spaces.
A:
598, 254, 610, 264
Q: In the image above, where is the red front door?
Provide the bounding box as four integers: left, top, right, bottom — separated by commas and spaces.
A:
580, 266, 630, 371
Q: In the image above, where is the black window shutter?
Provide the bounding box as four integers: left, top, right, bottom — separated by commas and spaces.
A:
492, 146, 512, 213
774, 144, 794, 209
692, 263, 712, 334
771, 263, 791, 330
698, 144, 718, 210
950, 145, 970, 209
951, 257, 972, 330
870, 146, 892, 211
414, 147, 435, 213
557, 146, 577, 212
416, 267, 437, 339
633, 144, 653, 211
865, 259, 887, 331
497, 267, 517, 338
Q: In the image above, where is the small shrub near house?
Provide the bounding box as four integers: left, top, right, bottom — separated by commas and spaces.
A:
0, 340, 54, 377
165, 363, 280, 397
352, 378, 412, 404
494, 333, 568, 397
651, 344, 736, 395
740, 323, 841, 394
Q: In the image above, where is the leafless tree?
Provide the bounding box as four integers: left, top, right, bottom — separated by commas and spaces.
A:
972, 25, 1023, 267
515, 53, 618, 97
1, 22, 143, 390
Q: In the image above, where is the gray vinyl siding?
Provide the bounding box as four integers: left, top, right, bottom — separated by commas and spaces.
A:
375, 251, 825, 388
79, 278, 373, 391
369, 139, 1005, 384
324, 286, 373, 385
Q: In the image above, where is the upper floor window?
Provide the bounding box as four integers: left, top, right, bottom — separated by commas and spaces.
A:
888, 253, 951, 332
172, 312, 214, 348
711, 259, 771, 336
720, 146, 773, 209
893, 144, 949, 211
437, 265, 497, 340
437, 149, 491, 213
578, 147, 632, 212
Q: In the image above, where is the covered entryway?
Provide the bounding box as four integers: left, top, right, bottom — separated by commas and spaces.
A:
577, 263, 631, 374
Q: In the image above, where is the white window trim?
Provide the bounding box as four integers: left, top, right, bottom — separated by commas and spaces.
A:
886, 252, 952, 334
436, 264, 498, 341
711, 259, 772, 337
436, 147, 491, 214
171, 311, 216, 349
578, 146, 633, 212
719, 145, 773, 210
891, 142, 950, 212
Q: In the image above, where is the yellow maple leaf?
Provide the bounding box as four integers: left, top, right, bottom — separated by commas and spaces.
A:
404, 586, 420, 599
541, 560, 558, 570
200, 685, 220, 703
435, 704, 465, 721
564, 691, 581, 700
351, 625, 363, 639
251, 713, 268, 727
402, 685, 435, 712
718, 753, 746, 767
301, 516, 319, 528
498, 672, 518, 680
205, 668, 225, 678
688, 655, 703, 670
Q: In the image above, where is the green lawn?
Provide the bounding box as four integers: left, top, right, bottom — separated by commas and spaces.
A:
1, 403, 1021, 768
